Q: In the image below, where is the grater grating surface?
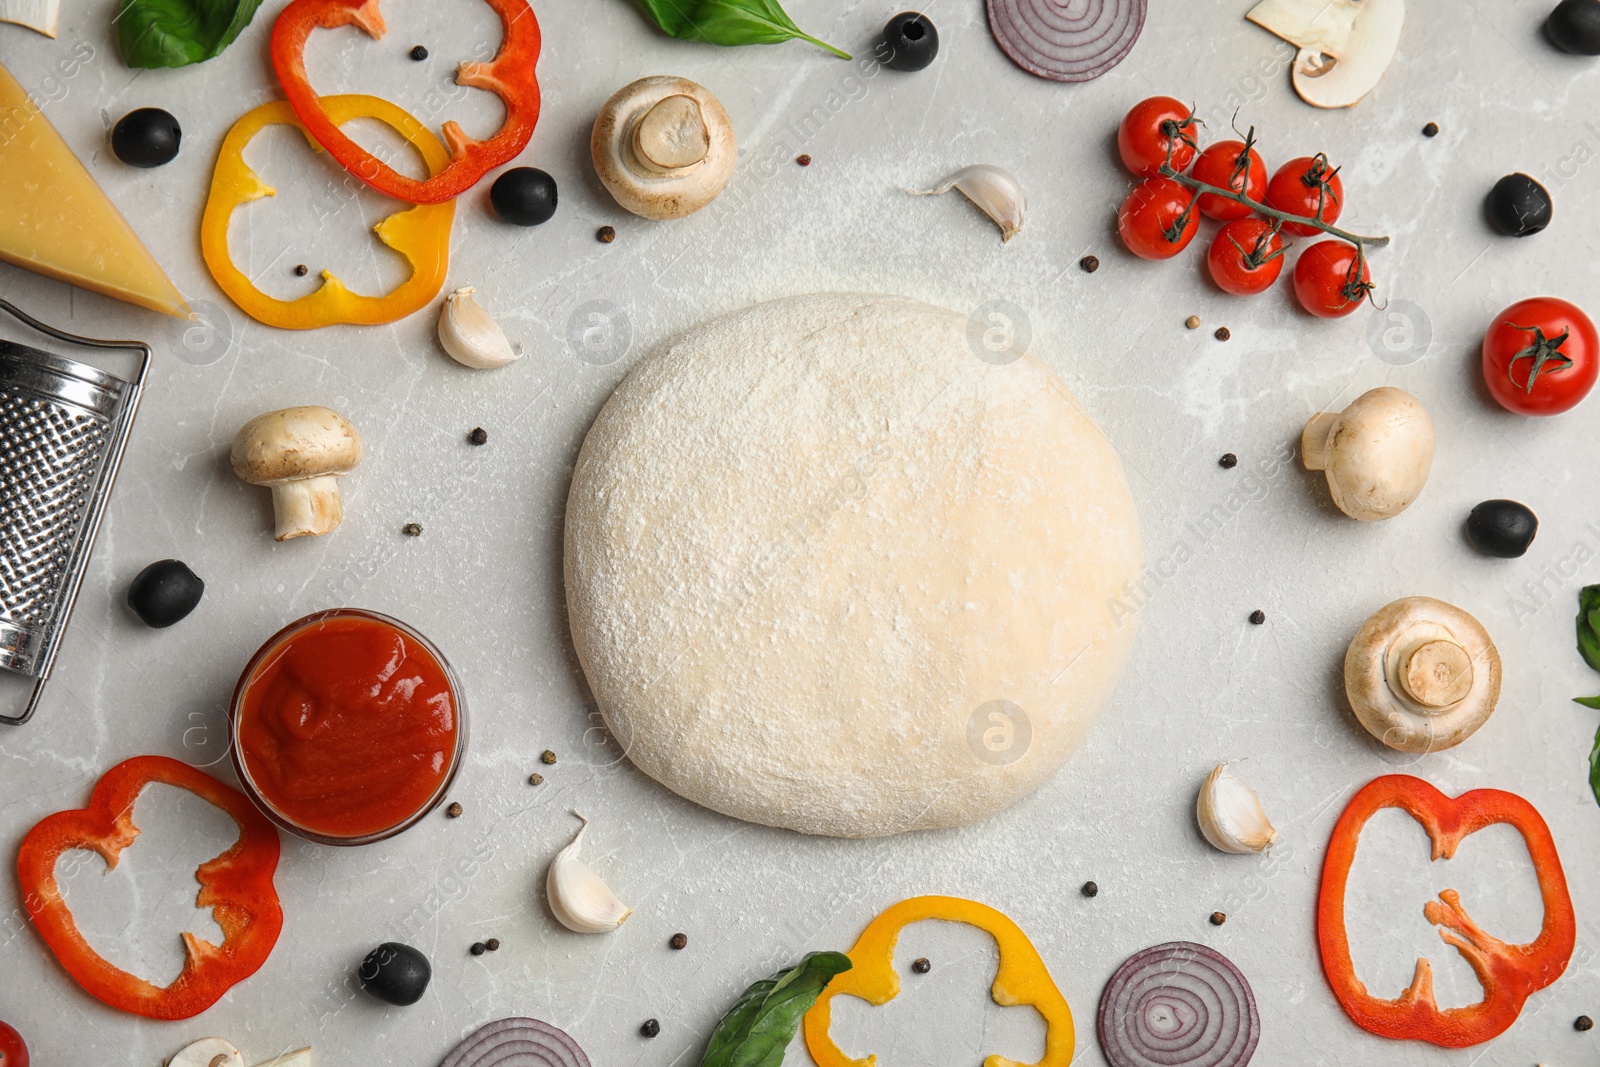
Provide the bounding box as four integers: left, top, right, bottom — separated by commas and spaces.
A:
0, 392, 111, 626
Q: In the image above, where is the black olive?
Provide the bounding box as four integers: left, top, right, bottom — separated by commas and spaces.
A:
1485, 173, 1552, 237
1547, 0, 1600, 54
111, 108, 181, 168
881, 12, 939, 72
1465, 500, 1539, 558
359, 942, 431, 1006
490, 167, 558, 226
126, 560, 204, 628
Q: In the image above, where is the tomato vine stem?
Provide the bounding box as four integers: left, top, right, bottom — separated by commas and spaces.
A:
1157, 162, 1390, 250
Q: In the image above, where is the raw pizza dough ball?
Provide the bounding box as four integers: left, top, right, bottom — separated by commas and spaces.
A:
564, 293, 1142, 837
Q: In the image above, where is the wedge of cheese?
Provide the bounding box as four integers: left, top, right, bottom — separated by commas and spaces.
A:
0, 59, 187, 316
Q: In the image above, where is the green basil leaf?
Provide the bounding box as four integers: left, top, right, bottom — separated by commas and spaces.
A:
700, 951, 852, 1067
1589, 721, 1600, 808
627, 0, 849, 58
117, 0, 265, 69
1577, 695, 1600, 710
1577, 584, 1600, 674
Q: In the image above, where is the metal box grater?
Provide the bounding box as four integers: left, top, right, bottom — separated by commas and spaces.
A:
0, 299, 150, 726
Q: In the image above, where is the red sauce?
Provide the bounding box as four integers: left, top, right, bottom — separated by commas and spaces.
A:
235, 613, 458, 839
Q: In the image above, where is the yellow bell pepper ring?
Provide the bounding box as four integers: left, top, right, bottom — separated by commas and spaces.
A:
803, 895, 1074, 1067
200, 95, 455, 330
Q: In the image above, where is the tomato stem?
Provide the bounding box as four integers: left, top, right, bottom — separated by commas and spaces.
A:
1158, 163, 1390, 249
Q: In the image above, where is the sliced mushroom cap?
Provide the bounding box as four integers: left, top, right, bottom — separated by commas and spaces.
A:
167, 1038, 245, 1067
591, 76, 736, 220
1344, 596, 1501, 753
1302, 386, 1434, 521
1247, 0, 1404, 108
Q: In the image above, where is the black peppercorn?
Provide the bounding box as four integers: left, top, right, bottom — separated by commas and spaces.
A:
528, 772, 544, 786
403, 522, 423, 537
1214, 327, 1231, 341
294, 264, 309, 277
795, 154, 812, 167
1080, 255, 1100, 273
1218, 453, 1238, 469
641, 1019, 661, 1038
446, 802, 462, 818
410, 45, 429, 60
468, 427, 489, 446
470, 942, 486, 956
1081, 881, 1099, 898
1210, 911, 1227, 926
597, 226, 616, 243
670, 932, 688, 950
911, 957, 931, 973
541, 750, 557, 765
485, 938, 500, 952
1422, 121, 1439, 137
1249, 610, 1266, 625
1576, 1014, 1595, 1031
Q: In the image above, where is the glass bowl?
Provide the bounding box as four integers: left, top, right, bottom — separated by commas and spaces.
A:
229, 608, 468, 846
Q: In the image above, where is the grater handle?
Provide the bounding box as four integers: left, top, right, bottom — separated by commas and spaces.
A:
0, 298, 154, 368
0, 677, 47, 727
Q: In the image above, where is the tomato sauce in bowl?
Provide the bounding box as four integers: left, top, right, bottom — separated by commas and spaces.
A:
230, 609, 465, 845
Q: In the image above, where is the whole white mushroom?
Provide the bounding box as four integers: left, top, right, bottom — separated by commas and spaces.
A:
591, 76, 735, 221
1302, 386, 1434, 521
231, 406, 362, 541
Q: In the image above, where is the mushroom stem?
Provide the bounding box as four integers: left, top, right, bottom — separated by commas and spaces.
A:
1400, 639, 1474, 708
632, 95, 710, 174
270, 475, 345, 541
1301, 411, 1339, 470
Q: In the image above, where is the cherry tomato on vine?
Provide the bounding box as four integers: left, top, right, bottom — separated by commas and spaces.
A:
1481, 297, 1599, 416
1117, 96, 1200, 178
1190, 135, 1267, 221
1117, 177, 1201, 260
1207, 218, 1287, 296
0, 1021, 27, 1067
1265, 155, 1343, 237
1293, 241, 1373, 318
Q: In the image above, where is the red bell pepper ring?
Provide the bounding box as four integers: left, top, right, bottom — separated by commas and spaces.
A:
16, 756, 283, 1021
270, 0, 541, 205
1317, 774, 1575, 1048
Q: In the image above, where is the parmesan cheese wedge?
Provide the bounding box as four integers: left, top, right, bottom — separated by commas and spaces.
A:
0, 59, 188, 316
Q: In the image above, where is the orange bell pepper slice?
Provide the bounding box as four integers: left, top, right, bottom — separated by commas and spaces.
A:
200, 94, 454, 330
1317, 774, 1575, 1047
16, 756, 283, 1021
803, 895, 1074, 1067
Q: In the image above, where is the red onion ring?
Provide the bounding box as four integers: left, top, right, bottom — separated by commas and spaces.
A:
986, 0, 1147, 82
1097, 942, 1260, 1067
439, 1018, 592, 1067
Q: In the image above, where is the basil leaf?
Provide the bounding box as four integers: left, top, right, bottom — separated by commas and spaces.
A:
1577, 695, 1600, 710
1580, 584, 1600, 673
700, 951, 852, 1067
627, 0, 850, 58
116, 0, 265, 69
1590, 722, 1600, 807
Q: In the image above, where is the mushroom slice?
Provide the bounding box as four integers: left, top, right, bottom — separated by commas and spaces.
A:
592, 76, 736, 221
251, 1049, 312, 1067
1247, 0, 1404, 108
168, 1038, 245, 1067
0, 0, 59, 36
1302, 387, 1434, 522
1344, 597, 1502, 753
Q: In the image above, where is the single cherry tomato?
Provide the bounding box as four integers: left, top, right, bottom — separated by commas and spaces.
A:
1293, 241, 1374, 318
1265, 154, 1343, 237
1117, 177, 1200, 260
1117, 96, 1200, 178
1190, 134, 1267, 221
1207, 218, 1287, 296
0, 1021, 28, 1067
1481, 297, 1599, 416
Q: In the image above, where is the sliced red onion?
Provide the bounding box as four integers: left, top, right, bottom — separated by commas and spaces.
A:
1097, 941, 1260, 1067
439, 1018, 592, 1067
986, 0, 1147, 82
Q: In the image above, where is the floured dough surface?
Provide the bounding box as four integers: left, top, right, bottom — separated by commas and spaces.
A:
564, 293, 1142, 837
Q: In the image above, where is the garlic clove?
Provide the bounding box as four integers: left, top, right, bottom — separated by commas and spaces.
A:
910, 164, 1027, 242
546, 814, 632, 934
438, 287, 520, 370
1196, 763, 1278, 855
